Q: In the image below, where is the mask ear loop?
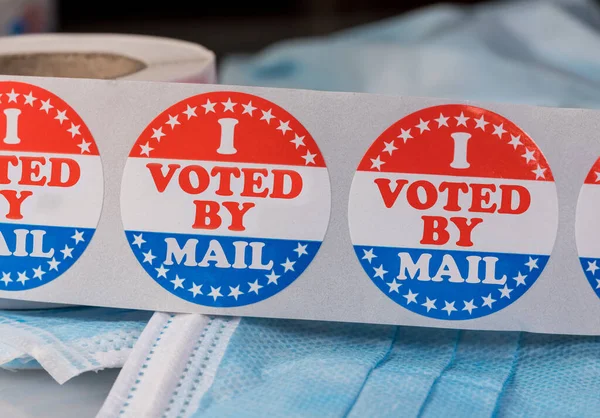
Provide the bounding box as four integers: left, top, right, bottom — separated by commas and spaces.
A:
97, 313, 239, 418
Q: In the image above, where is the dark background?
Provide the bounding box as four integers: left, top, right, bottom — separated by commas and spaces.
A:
56, 0, 485, 57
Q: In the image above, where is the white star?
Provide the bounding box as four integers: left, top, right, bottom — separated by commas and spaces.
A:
455, 112, 469, 127
387, 280, 401, 293
362, 248, 376, 263
139, 142, 153, 156
248, 280, 263, 294
508, 134, 522, 149
587, 260, 599, 275
474, 115, 489, 130
596, 279, 600, 289
77, 139, 91, 154
222, 98, 237, 112
513, 271, 527, 287
277, 120, 292, 135
47, 258, 60, 271
40, 99, 53, 113
171, 275, 185, 290
595, 172, 600, 183
183, 105, 197, 119
32, 266, 45, 280
17, 271, 29, 285
435, 113, 449, 128
260, 109, 275, 124
189, 283, 203, 297
60, 245, 74, 259
142, 250, 156, 264
266, 270, 280, 285
499, 285, 513, 299
228, 285, 244, 300
155, 264, 169, 279
201, 99, 216, 113
398, 128, 413, 143
208, 286, 223, 300
291, 134, 305, 148
55, 109, 68, 124
403, 289, 418, 304
532, 165, 546, 179
281, 258, 296, 272
522, 148, 536, 163
442, 301, 457, 316
6, 89, 19, 103
302, 151, 317, 165
492, 123, 507, 138
463, 300, 477, 315
294, 243, 308, 258
482, 294, 496, 308
373, 264, 387, 279
151, 127, 166, 141
422, 297, 437, 312
166, 114, 180, 129
370, 155, 385, 170
23, 91, 36, 106
67, 123, 81, 138
131, 233, 146, 248
382, 140, 398, 155
71, 230, 85, 244
525, 257, 539, 271
416, 118, 430, 134
242, 101, 256, 115
1, 272, 11, 286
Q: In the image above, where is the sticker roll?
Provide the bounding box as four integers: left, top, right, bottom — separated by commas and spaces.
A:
0, 33, 216, 309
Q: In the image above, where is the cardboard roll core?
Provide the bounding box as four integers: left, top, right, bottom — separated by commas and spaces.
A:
0, 52, 147, 79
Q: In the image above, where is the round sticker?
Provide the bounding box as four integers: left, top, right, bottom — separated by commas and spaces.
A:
575, 158, 600, 300
348, 104, 558, 320
0, 81, 103, 290
121, 91, 331, 307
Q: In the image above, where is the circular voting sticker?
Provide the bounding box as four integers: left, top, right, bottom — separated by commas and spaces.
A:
121, 91, 331, 307
0, 81, 103, 290
576, 158, 600, 300
348, 104, 558, 320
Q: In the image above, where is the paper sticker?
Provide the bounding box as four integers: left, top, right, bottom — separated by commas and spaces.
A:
575, 158, 600, 300
121, 91, 331, 307
348, 104, 558, 320
0, 81, 103, 290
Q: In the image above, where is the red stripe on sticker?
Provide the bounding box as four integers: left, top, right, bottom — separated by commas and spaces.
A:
357, 104, 553, 182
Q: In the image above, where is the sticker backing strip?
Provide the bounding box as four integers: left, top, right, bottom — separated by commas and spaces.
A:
0, 74, 598, 336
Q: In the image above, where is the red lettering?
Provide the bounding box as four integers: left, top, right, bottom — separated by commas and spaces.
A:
222, 202, 255, 231
420, 216, 449, 245
240, 168, 268, 198
449, 217, 483, 247
19, 156, 46, 186
0, 190, 32, 220
374, 178, 408, 208
408, 180, 437, 210
192, 200, 221, 229
498, 184, 531, 215
211, 166, 240, 196
469, 183, 497, 213
48, 158, 80, 187
0, 156, 17, 185
439, 181, 468, 211
270, 169, 303, 199
179, 165, 210, 194
147, 163, 180, 193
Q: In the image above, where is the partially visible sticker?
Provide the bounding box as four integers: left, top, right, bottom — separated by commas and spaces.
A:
121, 91, 331, 307
576, 158, 600, 300
0, 81, 103, 290
348, 104, 558, 320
